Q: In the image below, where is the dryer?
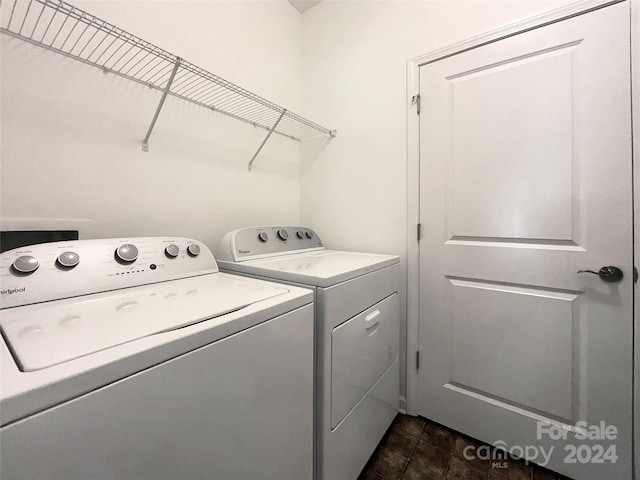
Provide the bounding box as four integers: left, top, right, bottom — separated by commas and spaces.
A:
0, 237, 314, 480
217, 226, 400, 480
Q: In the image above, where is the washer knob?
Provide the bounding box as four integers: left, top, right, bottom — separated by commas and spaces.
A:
296, 231, 304, 239
57, 251, 80, 268
12, 255, 39, 274
115, 244, 139, 263
258, 232, 269, 243
277, 229, 289, 241
187, 244, 201, 257
165, 244, 180, 258
305, 231, 314, 239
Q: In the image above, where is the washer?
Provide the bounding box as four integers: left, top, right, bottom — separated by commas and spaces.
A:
217, 226, 400, 480
0, 237, 314, 480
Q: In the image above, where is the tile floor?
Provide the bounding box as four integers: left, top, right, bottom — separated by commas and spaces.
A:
358, 414, 572, 480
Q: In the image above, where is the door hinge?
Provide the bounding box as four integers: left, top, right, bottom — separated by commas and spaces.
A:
416, 351, 420, 370
412, 94, 421, 114
634, 266, 638, 283
417, 223, 422, 241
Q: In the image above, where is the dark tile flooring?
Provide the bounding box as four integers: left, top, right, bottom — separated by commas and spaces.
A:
359, 414, 572, 480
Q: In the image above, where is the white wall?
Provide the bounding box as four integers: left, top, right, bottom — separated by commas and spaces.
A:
1, 0, 303, 251
299, 0, 573, 404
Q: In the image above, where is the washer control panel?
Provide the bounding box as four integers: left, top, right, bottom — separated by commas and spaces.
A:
217, 226, 324, 262
1, 237, 217, 309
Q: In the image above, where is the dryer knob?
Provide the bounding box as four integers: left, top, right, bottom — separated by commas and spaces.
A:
57, 251, 80, 268
115, 244, 139, 263
187, 244, 201, 257
305, 231, 314, 239
277, 229, 289, 241
165, 244, 180, 258
258, 232, 269, 243
12, 255, 39, 274
296, 231, 304, 239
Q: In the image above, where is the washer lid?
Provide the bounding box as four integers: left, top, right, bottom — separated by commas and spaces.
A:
219, 250, 399, 287
0, 273, 288, 372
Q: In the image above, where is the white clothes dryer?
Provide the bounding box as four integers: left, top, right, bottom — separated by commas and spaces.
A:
217, 226, 400, 480
0, 237, 314, 480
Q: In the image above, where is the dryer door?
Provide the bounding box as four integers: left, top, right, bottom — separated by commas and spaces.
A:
331, 293, 398, 428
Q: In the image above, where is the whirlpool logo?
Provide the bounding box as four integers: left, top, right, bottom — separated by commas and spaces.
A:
238, 249, 250, 254
1, 287, 26, 295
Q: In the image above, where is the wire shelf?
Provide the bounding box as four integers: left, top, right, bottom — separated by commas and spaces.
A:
0, 0, 336, 165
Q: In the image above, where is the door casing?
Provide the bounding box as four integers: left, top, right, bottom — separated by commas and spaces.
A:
406, 0, 638, 476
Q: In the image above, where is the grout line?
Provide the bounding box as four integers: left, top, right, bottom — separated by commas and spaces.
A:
443, 440, 455, 480
398, 428, 422, 478
393, 415, 431, 480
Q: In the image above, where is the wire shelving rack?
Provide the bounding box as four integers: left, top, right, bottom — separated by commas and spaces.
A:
0, 0, 336, 170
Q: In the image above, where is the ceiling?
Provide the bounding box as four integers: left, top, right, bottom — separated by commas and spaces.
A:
288, 0, 323, 14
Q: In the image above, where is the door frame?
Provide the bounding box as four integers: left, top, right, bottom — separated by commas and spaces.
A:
406, 0, 638, 473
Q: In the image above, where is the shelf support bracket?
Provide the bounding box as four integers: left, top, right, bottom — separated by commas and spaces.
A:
248, 109, 287, 171
142, 57, 182, 152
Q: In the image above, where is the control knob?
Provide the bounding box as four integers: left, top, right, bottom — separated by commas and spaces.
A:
277, 229, 289, 241
115, 244, 139, 263
57, 251, 80, 268
165, 244, 180, 258
258, 232, 269, 243
305, 231, 314, 239
12, 255, 39, 274
296, 231, 304, 239
187, 244, 201, 257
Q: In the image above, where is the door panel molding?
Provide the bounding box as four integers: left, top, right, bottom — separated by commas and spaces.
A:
407, 2, 637, 478
406, 0, 636, 420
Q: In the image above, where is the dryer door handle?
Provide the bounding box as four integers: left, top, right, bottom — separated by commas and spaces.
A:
364, 310, 381, 329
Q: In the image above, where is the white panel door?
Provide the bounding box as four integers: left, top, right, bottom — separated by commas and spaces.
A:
418, 3, 632, 479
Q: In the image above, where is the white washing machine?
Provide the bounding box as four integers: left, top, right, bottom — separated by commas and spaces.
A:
0, 237, 314, 480
217, 226, 400, 480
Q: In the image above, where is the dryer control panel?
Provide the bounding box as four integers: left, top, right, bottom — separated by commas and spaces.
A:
217, 226, 324, 262
0, 237, 217, 308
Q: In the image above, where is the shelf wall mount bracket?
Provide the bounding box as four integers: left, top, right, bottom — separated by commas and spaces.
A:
248, 109, 287, 171
142, 57, 182, 152
1, 0, 335, 158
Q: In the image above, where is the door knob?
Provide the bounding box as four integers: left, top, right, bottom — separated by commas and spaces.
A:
577, 266, 623, 283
